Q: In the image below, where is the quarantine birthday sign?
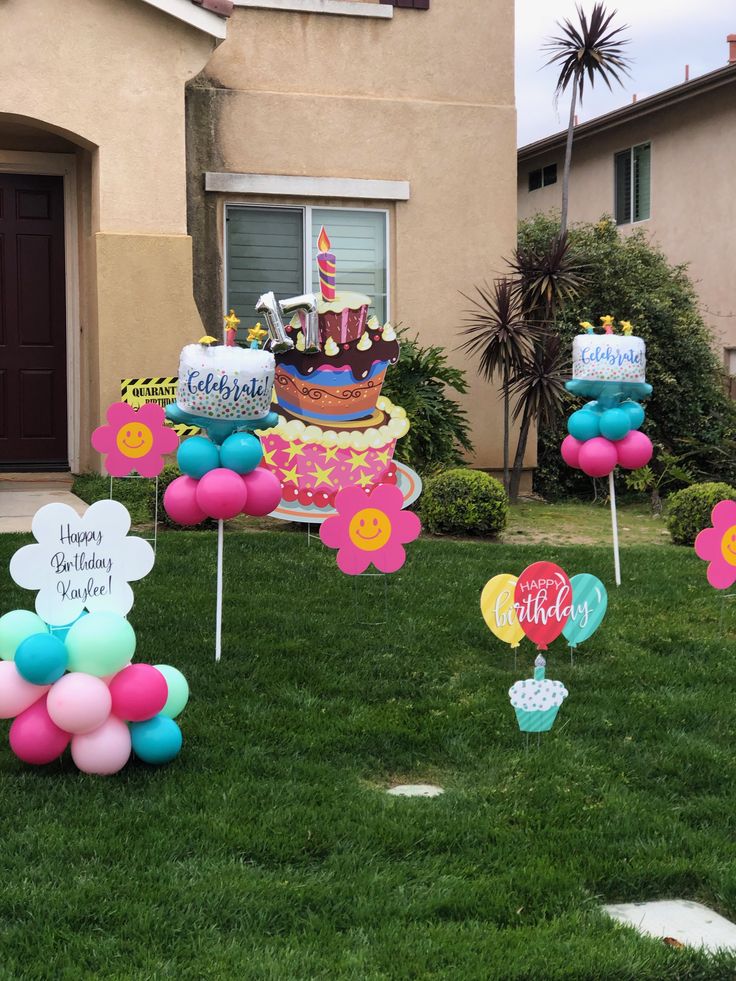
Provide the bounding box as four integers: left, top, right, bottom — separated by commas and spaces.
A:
10, 500, 154, 624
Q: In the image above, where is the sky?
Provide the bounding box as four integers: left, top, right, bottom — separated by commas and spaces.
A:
516, 0, 734, 147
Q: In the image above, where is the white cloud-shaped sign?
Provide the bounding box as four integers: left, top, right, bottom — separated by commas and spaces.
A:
9, 500, 154, 624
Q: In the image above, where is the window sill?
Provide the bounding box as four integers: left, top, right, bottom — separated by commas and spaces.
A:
206, 172, 410, 200
232, 0, 393, 18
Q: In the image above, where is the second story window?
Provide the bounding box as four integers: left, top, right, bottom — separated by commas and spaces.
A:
615, 142, 651, 225
528, 163, 557, 192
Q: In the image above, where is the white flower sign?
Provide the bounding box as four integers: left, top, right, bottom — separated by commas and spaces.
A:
9, 500, 154, 624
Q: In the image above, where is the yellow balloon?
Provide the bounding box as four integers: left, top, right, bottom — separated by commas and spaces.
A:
481, 574, 524, 649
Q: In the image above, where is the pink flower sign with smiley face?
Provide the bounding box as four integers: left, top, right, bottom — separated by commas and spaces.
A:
695, 500, 736, 589
92, 402, 179, 477
319, 484, 420, 575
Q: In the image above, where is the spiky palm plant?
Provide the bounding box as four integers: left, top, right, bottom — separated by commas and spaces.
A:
459, 278, 540, 493
509, 230, 587, 323
544, 3, 631, 235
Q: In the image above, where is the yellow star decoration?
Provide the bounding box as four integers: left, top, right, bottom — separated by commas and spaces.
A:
224, 309, 241, 334
323, 446, 340, 462
348, 450, 370, 472
374, 448, 391, 466
619, 320, 634, 336
355, 473, 374, 488
309, 463, 335, 487
247, 322, 267, 346
261, 447, 277, 467
579, 321, 594, 332
281, 464, 299, 485
284, 443, 305, 461
198, 335, 218, 345
599, 315, 615, 327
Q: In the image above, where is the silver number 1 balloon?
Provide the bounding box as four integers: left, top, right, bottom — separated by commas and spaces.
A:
279, 293, 320, 352
255, 291, 294, 353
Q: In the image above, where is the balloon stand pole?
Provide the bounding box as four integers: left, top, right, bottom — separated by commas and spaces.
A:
609, 471, 622, 587
215, 519, 224, 662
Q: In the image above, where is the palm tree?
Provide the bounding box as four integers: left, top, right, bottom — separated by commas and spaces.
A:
459, 278, 540, 494
544, 3, 631, 236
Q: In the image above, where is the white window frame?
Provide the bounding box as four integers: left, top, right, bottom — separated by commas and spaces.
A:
613, 141, 652, 226
222, 202, 391, 338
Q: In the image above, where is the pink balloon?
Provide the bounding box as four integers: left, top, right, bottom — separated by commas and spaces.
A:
578, 437, 618, 478
196, 468, 248, 520
109, 664, 168, 722
164, 475, 207, 526
71, 715, 132, 775
9, 696, 71, 765
241, 467, 282, 516
616, 429, 653, 470
0, 661, 50, 719
514, 561, 572, 651
560, 434, 583, 469
47, 673, 112, 735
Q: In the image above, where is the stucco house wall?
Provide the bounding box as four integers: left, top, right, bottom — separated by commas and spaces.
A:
518, 69, 736, 361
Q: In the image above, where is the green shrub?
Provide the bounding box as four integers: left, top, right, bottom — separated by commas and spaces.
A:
72, 472, 152, 525
666, 482, 736, 545
422, 468, 508, 536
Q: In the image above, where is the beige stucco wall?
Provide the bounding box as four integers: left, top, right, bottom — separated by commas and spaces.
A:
197, 0, 519, 471
0, 0, 214, 470
518, 83, 736, 357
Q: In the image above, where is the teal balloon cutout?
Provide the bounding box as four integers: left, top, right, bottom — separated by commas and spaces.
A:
563, 574, 608, 647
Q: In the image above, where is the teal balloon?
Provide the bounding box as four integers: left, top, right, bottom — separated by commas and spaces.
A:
0, 610, 48, 661
220, 433, 263, 474
131, 715, 182, 764
15, 634, 68, 685
178, 436, 220, 479
66, 611, 136, 677
568, 409, 601, 441
599, 408, 631, 441
563, 574, 608, 647
621, 401, 645, 430
154, 664, 189, 719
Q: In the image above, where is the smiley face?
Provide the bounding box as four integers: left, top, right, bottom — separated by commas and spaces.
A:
348, 507, 392, 552
116, 423, 154, 459
721, 525, 736, 567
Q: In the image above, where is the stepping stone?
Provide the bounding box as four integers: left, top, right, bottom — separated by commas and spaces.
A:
603, 900, 736, 953
386, 784, 443, 798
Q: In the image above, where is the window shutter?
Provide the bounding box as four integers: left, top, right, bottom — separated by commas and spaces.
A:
311, 210, 387, 323
614, 150, 632, 225
633, 143, 651, 222
226, 207, 304, 337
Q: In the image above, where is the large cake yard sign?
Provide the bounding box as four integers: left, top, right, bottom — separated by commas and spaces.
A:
481, 561, 607, 657
9, 501, 154, 625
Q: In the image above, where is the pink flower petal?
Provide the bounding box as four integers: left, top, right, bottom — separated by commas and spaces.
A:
333, 485, 372, 519
91, 425, 115, 454
103, 452, 136, 478
366, 483, 404, 517
372, 542, 406, 574
105, 402, 138, 428
135, 454, 166, 478
336, 544, 370, 576
711, 499, 736, 530
135, 403, 167, 427
695, 527, 720, 561
707, 559, 736, 591
320, 514, 346, 548
393, 509, 421, 544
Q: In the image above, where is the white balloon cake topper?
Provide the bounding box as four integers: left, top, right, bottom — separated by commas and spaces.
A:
9, 500, 154, 624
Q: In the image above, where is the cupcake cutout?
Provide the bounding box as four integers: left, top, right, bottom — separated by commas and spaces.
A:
508, 655, 568, 733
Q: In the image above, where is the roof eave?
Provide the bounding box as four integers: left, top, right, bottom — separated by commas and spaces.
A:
139, 0, 228, 39
518, 63, 736, 162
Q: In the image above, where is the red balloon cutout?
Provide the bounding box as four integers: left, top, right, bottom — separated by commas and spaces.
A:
514, 561, 572, 650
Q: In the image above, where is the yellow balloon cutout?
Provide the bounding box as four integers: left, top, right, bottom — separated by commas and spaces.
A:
481, 574, 524, 649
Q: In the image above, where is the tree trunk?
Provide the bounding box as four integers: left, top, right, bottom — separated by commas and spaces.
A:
502, 366, 510, 495
509, 407, 533, 503
560, 79, 578, 237
651, 486, 663, 516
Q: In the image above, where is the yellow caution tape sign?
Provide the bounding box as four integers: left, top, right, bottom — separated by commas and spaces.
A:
120, 377, 199, 438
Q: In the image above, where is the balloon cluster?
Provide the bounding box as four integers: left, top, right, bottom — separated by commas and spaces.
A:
0, 609, 188, 774
561, 398, 653, 478
164, 433, 282, 525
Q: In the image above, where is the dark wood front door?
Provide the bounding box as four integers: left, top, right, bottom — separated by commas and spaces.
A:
0, 173, 68, 470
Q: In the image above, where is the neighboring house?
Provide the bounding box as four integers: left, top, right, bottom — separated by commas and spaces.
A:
518, 36, 736, 379
0, 0, 516, 477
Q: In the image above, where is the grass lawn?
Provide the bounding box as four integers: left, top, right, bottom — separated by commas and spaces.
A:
0, 530, 735, 979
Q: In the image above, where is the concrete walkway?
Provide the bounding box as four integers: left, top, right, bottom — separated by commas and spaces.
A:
0, 477, 87, 533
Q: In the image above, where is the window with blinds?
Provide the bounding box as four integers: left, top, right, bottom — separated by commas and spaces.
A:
226, 206, 388, 338
615, 143, 651, 225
